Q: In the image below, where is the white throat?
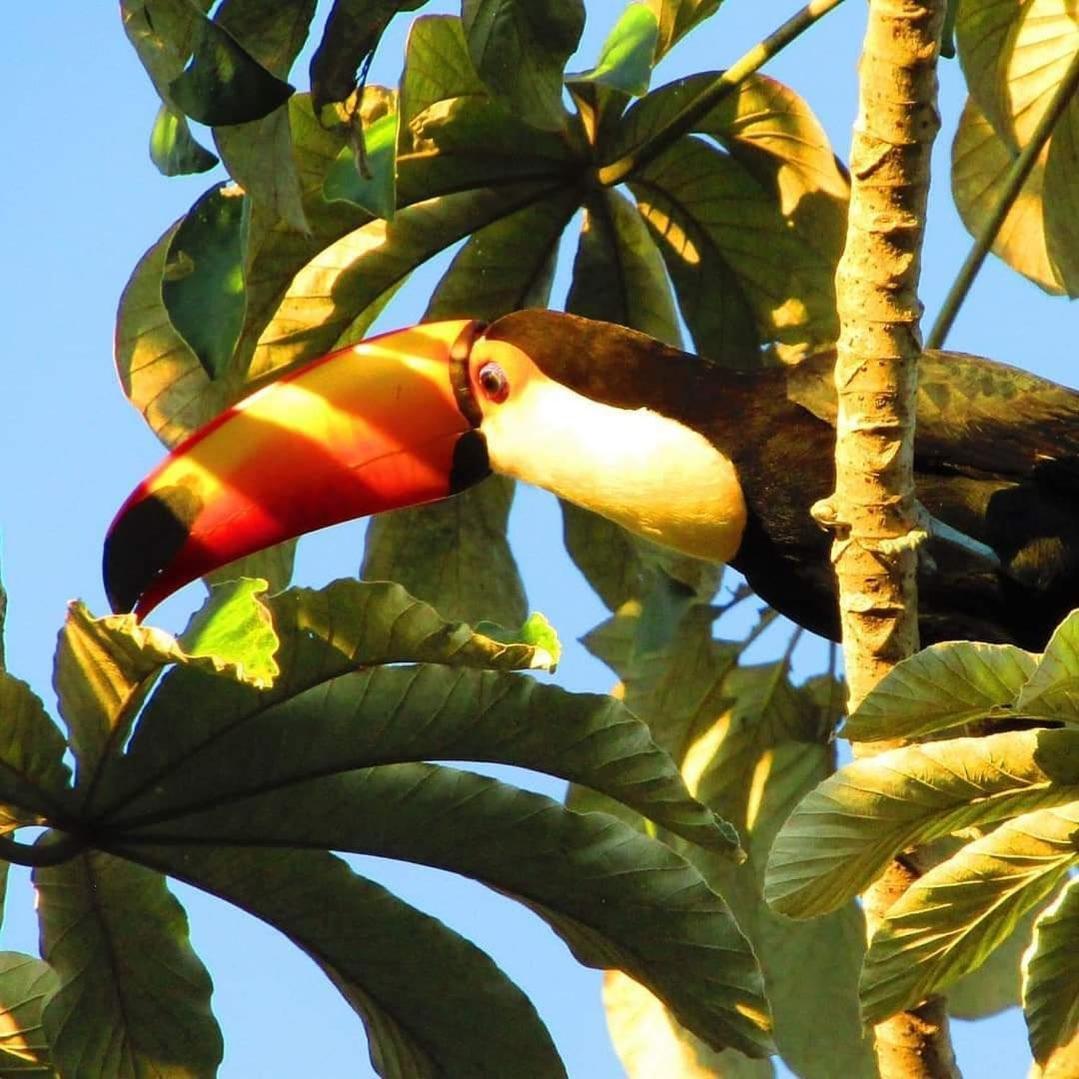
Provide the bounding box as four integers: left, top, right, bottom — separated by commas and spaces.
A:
482, 377, 747, 563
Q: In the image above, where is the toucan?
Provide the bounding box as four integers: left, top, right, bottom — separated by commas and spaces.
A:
104, 310, 1079, 649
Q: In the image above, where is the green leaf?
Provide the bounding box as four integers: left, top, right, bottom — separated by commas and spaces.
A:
1023, 874, 1079, 1064
214, 0, 316, 78
474, 612, 562, 671
362, 477, 528, 628
1019, 609, 1079, 722
148, 104, 218, 175
646, 0, 721, 61
169, 11, 294, 125
948, 909, 1034, 1019
462, 0, 584, 130
133, 845, 566, 1077
178, 578, 279, 690
323, 111, 399, 219
118, 765, 772, 1057
0, 953, 58, 1075
846, 640, 1038, 741
204, 538, 297, 598
1044, 92, 1079, 294
766, 729, 1079, 919
122, 0, 212, 104
0, 673, 70, 817
860, 802, 1079, 1024
567, 187, 681, 345
94, 579, 579, 800
395, 16, 579, 205
310, 0, 425, 111
162, 182, 248, 380
952, 95, 1066, 296
35, 851, 221, 1078
568, 4, 659, 97
249, 179, 559, 375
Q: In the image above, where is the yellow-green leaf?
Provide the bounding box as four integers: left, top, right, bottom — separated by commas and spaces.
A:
0, 953, 57, 1076
1018, 608, 1079, 723
860, 802, 1079, 1024
1023, 874, 1079, 1064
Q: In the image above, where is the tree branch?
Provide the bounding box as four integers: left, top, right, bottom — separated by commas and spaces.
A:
819, 2, 959, 1075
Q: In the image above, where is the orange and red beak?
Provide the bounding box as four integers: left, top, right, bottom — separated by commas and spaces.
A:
104, 320, 490, 617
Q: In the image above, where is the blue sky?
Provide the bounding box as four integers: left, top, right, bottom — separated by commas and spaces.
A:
3, 3, 1071, 1075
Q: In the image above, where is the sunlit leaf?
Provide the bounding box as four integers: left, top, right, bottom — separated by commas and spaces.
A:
1018, 608, 1079, 723
1043, 94, 1079, 291
215, 0, 316, 78
568, 4, 659, 97
462, 0, 584, 130
845, 639, 1037, 741
646, 0, 722, 61
121, 0, 212, 103
474, 611, 562, 671
178, 578, 279, 690
148, 104, 218, 175
35, 851, 221, 1078
118, 765, 772, 1057
0, 953, 57, 1075
860, 802, 1079, 1023
132, 845, 565, 1077
952, 95, 1065, 295
162, 182, 248, 379
948, 909, 1034, 1019
0, 673, 70, 816
169, 10, 294, 125
567, 187, 681, 345
1023, 874, 1079, 1064
603, 970, 772, 1078
766, 729, 1079, 919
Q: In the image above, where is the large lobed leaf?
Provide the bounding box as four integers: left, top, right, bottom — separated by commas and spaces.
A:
0, 953, 57, 1075
1023, 874, 1079, 1065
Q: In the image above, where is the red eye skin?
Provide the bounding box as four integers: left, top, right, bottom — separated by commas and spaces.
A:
477, 361, 510, 403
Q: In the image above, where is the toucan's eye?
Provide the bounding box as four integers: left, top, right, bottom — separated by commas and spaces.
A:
477, 361, 510, 403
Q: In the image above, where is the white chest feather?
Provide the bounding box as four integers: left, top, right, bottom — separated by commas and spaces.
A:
482, 379, 747, 563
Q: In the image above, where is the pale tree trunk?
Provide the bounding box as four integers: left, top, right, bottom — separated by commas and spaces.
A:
813, 2, 959, 1076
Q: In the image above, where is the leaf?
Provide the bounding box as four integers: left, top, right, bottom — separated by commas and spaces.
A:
948, 909, 1034, 1019
54, 596, 279, 784
567, 186, 681, 346
362, 477, 528, 627
35, 851, 221, 1078
952, 95, 1066, 296
169, 10, 294, 125
1018, 608, 1079, 722
1023, 874, 1079, 1064
646, 0, 721, 61
310, 0, 425, 112
121, 0, 212, 104
178, 578, 280, 690
0, 673, 70, 817
845, 639, 1038, 741
148, 104, 218, 175
162, 182, 248, 380
96, 578, 579, 797
0, 953, 58, 1075
248, 179, 560, 376
1043, 91, 1079, 292
603, 970, 772, 1078
567, 4, 659, 97
132, 845, 565, 1077
462, 0, 584, 130
859, 802, 1079, 1023
767, 729, 1079, 919
323, 111, 399, 219
214, 0, 316, 78
118, 765, 772, 1057
204, 538, 297, 598
474, 612, 562, 671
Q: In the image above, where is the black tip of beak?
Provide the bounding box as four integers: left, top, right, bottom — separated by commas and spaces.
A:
103, 489, 195, 614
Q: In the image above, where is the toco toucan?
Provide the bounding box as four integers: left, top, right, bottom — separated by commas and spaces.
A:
104, 310, 1079, 649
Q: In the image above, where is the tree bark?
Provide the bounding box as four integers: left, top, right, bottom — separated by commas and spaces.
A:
815, 2, 959, 1076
